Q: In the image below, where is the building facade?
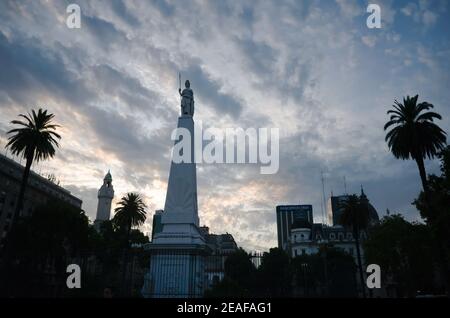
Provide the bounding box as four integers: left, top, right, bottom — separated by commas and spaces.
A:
0, 154, 82, 245
287, 190, 379, 261
277, 190, 379, 266
276, 205, 313, 251
327, 188, 379, 226
290, 224, 367, 262
199, 226, 238, 289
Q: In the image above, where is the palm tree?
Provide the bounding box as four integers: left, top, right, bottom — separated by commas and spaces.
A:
384, 95, 447, 194
113, 193, 147, 238
112, 193, 147, 296
6, 108, 61, 231
339, 194, 369, 298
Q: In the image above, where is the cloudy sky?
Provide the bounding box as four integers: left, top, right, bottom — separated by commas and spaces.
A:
0, 0, 449, 251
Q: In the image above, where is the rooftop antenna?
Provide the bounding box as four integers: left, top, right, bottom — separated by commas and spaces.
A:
321, 171, 327, 224
344, 176, 347, 194
320, 200, 323, 224
320, 172, 324, 220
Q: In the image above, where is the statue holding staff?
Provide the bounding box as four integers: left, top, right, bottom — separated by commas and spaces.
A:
179, 78, 194, 117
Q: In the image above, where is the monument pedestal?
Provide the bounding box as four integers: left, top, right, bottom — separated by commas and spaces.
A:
142, 112, 209, 298
142, 243, 209, 298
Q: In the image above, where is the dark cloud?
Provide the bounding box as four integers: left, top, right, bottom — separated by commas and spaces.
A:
0, 31, 94, 107
235, 38, 278, 78
83, 14, 129, 50
83, 104, 174, 192
110, 0, 141, 27
92, 64, 169, 114
183, 64, 243, 118
151, 0, 175, 17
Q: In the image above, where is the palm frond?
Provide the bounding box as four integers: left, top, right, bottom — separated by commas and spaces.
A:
384, 95, 447, 161
6, 108, 61, 161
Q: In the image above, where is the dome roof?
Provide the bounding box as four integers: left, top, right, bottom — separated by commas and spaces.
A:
368, 203, 379, 223
361, 186, 379, 223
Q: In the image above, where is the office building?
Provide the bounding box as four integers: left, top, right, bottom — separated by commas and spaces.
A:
276, 205, 313, 251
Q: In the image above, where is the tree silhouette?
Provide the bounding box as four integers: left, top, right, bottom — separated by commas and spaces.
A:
339, 194, 369, 298
364, 214, 436, 297
5, 108, 60, 238
112, 193, 147, 296
384, 95, 446, 194
414, 146, 450, 295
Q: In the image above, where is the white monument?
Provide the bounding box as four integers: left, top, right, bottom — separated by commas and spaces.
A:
142, 80, 208, 298
95, 170, 114, 224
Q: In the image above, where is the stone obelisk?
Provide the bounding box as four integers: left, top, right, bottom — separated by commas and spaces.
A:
142, 80, 207, 298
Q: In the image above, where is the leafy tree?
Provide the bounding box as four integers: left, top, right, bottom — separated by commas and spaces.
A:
365, 215, 437, 297
1, 201, 93, 297
291, 253, 323, 297
414, 146, 450, 294
339, 194, 369, 298
224, 248, 256, 290
257, 248, 291, 297
205, 248, 256, 297
324, 247, 357, 297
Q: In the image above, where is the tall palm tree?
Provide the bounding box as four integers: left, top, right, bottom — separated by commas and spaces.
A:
6, 108, 61, 231
339, 194, 369, 298
113, 193, 147, 238
384, 95, 447, 194
112, 193, 147, 296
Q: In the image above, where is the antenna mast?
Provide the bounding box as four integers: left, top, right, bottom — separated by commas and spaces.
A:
344, 176, 347, 194
321, 171, 327, 224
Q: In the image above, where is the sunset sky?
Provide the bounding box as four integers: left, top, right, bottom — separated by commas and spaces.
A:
0, 0, 449, 251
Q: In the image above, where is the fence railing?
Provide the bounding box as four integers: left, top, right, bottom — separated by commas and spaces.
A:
141, 250, 263, 298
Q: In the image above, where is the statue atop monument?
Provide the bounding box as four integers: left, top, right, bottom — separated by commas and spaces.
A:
179, 79, 194, 117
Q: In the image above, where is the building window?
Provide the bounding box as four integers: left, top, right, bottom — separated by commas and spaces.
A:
349, 248, 354, 256
330, 233, 335, 240
300, 234, 304, 240
302, 249, 306, 255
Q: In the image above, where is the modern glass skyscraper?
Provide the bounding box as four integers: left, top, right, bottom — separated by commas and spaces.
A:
276, 205, 313, 251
